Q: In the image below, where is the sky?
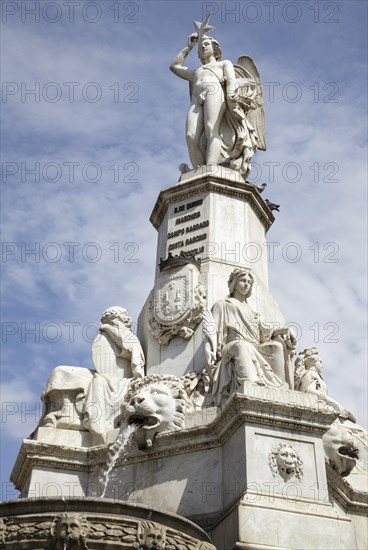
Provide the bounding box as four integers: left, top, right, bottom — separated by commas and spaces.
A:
1, 0, 367, 498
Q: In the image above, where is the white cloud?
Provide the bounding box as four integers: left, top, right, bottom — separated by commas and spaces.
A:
0, 379, 42, 441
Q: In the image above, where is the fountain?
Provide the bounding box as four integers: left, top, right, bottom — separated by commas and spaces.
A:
2, 12, 367, 550
99, 422, 139, 498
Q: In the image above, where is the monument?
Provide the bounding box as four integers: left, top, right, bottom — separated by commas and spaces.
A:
1, 14, 367, 550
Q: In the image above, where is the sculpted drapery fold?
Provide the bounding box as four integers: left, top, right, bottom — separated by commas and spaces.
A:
206, 269, 296, 406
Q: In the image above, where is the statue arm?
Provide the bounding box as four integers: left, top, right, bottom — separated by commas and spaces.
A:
202, 308, 217, 368
170, 34, 197, 81
211, 301, 226, 359
223, 60, 238, 99
308, 387, 353, 419
272, 326, 297, 349
99, 322, 127, 349
100, 322, 145, 378
99, 322, 135, 354
302, 373, 355, 420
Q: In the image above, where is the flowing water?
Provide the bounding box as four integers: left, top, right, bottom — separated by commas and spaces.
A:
63, 536, 70, 550
99, 422, 138, 498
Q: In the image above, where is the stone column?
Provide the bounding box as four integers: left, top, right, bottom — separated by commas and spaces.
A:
138, 167, 285, 377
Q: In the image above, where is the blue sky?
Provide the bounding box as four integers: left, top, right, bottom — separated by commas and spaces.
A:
1, 0, 367, 497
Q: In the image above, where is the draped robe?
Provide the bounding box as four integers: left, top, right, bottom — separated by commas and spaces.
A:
83, 324, 145, 442
211, 298, 286, 405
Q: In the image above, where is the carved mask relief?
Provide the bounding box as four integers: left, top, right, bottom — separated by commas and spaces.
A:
269, 443, 303, 482
137, 521, 166, 550
0, 518, 6, 544
50, 513, 89, 549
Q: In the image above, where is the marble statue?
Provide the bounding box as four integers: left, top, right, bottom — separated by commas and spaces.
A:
37, 307, 145, 443
136, 521, 166, 550
83, 306, 145, 442
50, 513, 89, 550
203, 268, 296, 405
170, 14, 265, 179
39, 366, 93, 431
268, 443, 304, 482
91, 306, 145, 378
294, 347, 355, 421
294, 348, 365, 477
122, 374, 189, 450
182, 369, 212, 409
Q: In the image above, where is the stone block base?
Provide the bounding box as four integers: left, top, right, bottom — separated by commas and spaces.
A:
0, 497, 214, 549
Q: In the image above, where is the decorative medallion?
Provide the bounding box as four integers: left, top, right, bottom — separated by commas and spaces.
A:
149, 265, 206, 345
50, 513, 90, 549
269, 443, 303, 482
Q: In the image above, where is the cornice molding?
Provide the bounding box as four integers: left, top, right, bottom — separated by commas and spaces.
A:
150, 177, 274, 232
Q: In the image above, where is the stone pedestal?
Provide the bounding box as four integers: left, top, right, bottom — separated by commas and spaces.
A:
150, 167, 276, 307
0, 497, 213, 549
138, 168, 285, 379
10, 387, 367, 549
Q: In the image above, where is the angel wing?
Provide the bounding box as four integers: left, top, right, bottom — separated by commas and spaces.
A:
202, 307, 217, 369
235, 55, 266, 151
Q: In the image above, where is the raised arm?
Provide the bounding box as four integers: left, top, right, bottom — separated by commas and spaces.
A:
170, 33, 198, 81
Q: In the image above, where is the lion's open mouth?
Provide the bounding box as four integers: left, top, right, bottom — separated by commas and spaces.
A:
338, 446, 359, 460
128, 414, 148, 427
128, 414, 159, 429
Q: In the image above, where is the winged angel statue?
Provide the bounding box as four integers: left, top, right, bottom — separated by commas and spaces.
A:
170, 14, 266, 180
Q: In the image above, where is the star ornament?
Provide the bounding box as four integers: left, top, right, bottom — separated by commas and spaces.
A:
193, 13, 216, 43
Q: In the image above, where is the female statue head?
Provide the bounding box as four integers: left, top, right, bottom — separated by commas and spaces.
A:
298, 347, 322, 372
294, 347, 324, 391
227, 268, 254, 298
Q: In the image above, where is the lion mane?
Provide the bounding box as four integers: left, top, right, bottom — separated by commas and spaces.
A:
269, 443, 303, 482
122, 374, 190, 449
322, 422, 359, 477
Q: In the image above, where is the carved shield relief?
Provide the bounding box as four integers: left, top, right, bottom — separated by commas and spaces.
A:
155, 272, 191, 326
149, 265, 206, 345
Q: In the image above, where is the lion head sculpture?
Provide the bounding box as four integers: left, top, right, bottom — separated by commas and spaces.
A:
323, 422, 359, 477
269, 443, 303, 482
122, 375, 190, 450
